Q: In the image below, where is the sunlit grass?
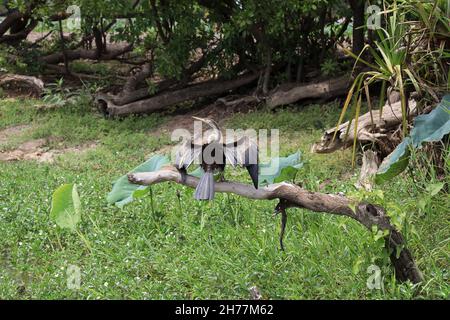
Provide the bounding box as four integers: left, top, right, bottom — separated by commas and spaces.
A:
0, 96, 448, 299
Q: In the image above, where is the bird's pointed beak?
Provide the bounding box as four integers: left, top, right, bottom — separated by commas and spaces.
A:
192, 116, 206, 122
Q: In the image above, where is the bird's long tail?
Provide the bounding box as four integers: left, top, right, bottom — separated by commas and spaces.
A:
194, 171, 215, 200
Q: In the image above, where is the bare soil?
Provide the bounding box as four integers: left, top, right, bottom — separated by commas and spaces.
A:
0, 125, 97, 163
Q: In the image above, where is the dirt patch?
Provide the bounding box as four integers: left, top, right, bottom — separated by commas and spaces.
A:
0, 124, 33, 146
0, 137, 97, 163
155, 96, 260, 136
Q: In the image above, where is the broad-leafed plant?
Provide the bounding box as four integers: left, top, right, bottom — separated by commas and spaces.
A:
334, 0, 449, 165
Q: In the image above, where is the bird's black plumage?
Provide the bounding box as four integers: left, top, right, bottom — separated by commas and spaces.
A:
174, 117, 259, 200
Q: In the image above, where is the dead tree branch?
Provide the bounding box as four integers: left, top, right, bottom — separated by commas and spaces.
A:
312, 99, 418, 154
96, 71, 260, 116
0, 74, 44, 97
111, 46, 216, 106
40, 44, 134, 65
128, 166, 423, 284
266, 74, 351, 108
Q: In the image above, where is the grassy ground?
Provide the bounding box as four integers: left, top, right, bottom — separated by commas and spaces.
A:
0, 92, 448, 299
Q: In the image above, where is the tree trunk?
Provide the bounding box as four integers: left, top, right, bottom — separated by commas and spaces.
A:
0, 18, 37, 44
356, 150, 379, 191
349, 0, 365, 56
262, 48, 272, 95
0, 11, 23, 37
296, 55, 305, 83
58, 20, 70, 75
267, 74, 351, 109
122, 63, 153, 94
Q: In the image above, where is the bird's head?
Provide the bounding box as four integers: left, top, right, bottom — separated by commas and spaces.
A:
192, 116, 220, 131
192, 116, 221, 143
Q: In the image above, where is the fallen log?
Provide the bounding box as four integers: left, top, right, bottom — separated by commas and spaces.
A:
312, 99, 418, 154
266, 74, 351, 108
110, 68, 196, 106
112, 49, 214, 106
0, 74, 44, 97
45, 64, 127, 82
128, 165, 423, 284
40, 44, 133, 65
96, 71, 260, 116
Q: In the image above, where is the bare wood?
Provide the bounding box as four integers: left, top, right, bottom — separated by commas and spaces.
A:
128, 166, 423, 283
356, 150, 379, 191
122, 63, 153, 94
266, 74, 351, 108
312, 99, 417, 154
111, 49, 214, 106
96, 72, 260, 116
45, 64, 127, 81
216, 95, 260, 107
40, 44, 133, 65
0, 74, 44, 97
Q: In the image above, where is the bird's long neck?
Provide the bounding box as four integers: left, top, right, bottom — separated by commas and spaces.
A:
207, 122, 222, 143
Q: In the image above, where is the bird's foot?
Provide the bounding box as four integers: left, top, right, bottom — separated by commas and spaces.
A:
217, 171, 226, 183
178, 168, 187, 184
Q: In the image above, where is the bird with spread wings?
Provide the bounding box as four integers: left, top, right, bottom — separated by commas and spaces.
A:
174, 117, 259, 200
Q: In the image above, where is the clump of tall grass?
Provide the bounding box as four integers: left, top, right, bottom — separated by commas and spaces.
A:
334, 0, 449, 165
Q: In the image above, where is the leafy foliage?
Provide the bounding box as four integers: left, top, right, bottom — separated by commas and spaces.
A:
259, 151, 304, 185
376, 95, 450, 183
334, 0, 449, 165
50, 183, 81, 231
320, 58, 341, 77
410, 95, 450, 147
107, 154, 169, 208
50, 183, 92, 251
1, 0, 352, 88
375, 138, 412, 184
0, 0, 448, 300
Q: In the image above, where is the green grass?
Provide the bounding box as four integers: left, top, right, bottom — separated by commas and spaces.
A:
0, 95, 448, 299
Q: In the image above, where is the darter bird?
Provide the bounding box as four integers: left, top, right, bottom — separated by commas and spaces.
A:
174, 117, 259, 200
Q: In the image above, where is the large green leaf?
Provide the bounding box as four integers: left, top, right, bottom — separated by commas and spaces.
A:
189, 151, 304, 186
188, 166, 204, 178
114, 151, 303, 208
259, 151, 303, 185
410, 95, 450, 148
375, 95, 450, 184
50, 184, 81, 232
107, 155, 169, 208
375, 138, 411, 184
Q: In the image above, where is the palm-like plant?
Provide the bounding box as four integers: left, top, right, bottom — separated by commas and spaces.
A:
334, 0, 449, 166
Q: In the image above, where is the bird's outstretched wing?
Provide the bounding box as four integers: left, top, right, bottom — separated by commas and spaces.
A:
224, 136, 259, 189
174, 139, 202, 169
